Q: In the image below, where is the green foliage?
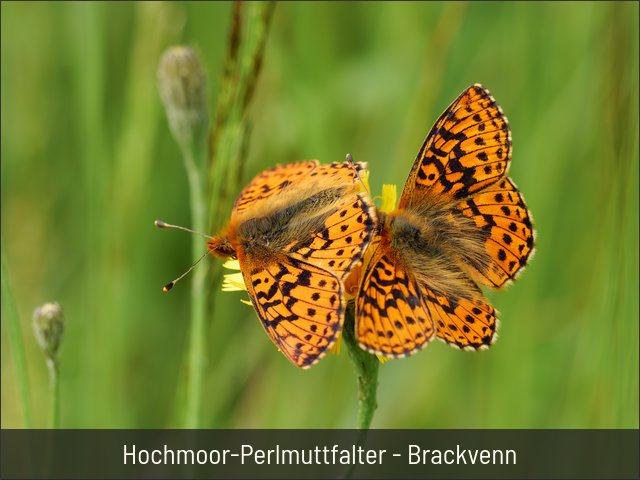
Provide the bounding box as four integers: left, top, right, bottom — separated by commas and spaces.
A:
1, 2, 638, 428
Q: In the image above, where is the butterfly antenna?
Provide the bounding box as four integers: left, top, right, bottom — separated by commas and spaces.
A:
345, 153, 370, 194
161, 248, 213, 293
155, 220, 214, 292
154, 220, 211, 240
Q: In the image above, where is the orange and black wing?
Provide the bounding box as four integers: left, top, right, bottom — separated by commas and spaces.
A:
355, 242, 499, 355
420, 285, 498, 350
399, 84, 511, 208
355, 245, 436, 357
456, 177, 535, 288
233, 161, 319, 214
239, 255, 344, 368
233, 160, 369, 215
289, 192, 376, 281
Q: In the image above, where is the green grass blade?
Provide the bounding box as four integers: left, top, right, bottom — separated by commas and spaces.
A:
1, 242, 32, 428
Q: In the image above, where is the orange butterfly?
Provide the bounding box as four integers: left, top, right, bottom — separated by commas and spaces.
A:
355, 84, 535, 357
208, 160, 376, 368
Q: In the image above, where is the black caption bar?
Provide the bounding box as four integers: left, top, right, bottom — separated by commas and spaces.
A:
1, 429, 638, 479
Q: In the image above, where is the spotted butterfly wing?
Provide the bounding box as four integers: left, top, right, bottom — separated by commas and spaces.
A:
234, 160, 369, 214
233, 161, 318, 214
399, 84, 512, 208
356, 242, 436, 357
456, 177, 535, 288
399, 84, 534, 290
239, 256, 344, 368
289, 192, 375, 281
420, 285, 497, 350
356, 238, 498, 356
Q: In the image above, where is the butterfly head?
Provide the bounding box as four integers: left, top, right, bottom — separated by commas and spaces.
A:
206, 235, 236, 259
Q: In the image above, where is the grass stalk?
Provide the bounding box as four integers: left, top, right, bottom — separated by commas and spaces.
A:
47, 359, 60, 429
1, 245, 32, 428
208, 1, 276, 235
182, 143, 209, 429
158, 44, 210, 428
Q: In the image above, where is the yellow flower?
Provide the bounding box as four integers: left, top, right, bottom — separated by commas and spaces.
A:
221, 260, 245, 291
221, 260, 253, 306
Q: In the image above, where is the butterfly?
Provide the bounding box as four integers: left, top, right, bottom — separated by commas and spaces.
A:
355, 84, 535, 357
207, 160, 377, 368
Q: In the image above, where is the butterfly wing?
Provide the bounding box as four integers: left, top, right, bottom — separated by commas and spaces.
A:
456, 177, 535, 288
233, 161, 319, 214
259, 190, 375, 366
233, 160, 369, 215
238, 255, 343, 368
356, 240, 498, 355
399, 84, 511, 208
288, 192, 376, 281
355, 243, 436, 357
421, 286, 498, 350
397, 84, 534, 288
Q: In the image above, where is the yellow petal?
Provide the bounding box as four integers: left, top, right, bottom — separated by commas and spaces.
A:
222, 272, 247, 292
240, 299, 253, 306
222, 259, 241, 270
358, 169, 371, 194
380, 184, 397, 213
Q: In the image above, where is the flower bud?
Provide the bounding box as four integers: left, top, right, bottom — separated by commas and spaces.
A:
32, 302, 64, 364
157, 46, 210, 151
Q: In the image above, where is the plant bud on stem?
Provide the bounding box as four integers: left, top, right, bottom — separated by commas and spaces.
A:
157, 46, 209, 156
33, 302, 64, 428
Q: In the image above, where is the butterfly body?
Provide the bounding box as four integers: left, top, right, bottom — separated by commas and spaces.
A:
382, 205, 488, 303
356, 84, 535, 358
208, 160, 376, 368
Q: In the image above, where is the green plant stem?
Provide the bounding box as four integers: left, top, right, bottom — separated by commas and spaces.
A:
1, 247, 33, 428
181, 144, 209, 429
47, 359, 60, 429
342, 305, 379, 429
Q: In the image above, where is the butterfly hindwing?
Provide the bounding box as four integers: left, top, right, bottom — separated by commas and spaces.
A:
400, 84, 512, 208
421, 286, 498, 350
233, 161, 319, 214
233, 160, 370, 215
456, 177, 535, 288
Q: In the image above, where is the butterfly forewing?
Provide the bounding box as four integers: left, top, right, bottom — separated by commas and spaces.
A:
399, 84, 512, 208
239, 256, 343, 368
234, 160, 369, 215
356, 244, 436, 357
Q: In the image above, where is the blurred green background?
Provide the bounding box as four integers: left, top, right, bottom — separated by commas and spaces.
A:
1, 1, 638, 429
